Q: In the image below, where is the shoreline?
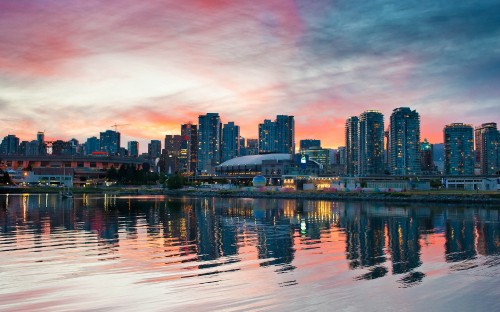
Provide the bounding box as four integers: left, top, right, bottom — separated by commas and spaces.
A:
164, 190, 500, 205
2, 186, 499, 205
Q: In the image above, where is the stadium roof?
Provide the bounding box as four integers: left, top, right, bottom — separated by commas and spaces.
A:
218, 154, 292, 167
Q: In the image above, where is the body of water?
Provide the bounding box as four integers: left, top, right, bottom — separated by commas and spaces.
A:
1, 194, 499, 311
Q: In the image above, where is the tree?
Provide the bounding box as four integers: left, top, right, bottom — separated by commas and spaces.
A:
1, 171, 12, 185
106, 167, 119, 182
166, 174, 185, 189
430, 179, 442, 190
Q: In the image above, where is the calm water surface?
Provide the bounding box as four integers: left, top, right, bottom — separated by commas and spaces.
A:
0, 194, 499, 311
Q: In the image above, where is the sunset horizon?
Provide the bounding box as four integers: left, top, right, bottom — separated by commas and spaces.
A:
1, 1, 499, 152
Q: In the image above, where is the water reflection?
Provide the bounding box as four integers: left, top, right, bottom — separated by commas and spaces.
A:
1, 194, 499, 290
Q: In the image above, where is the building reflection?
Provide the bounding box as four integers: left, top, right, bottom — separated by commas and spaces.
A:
0, 194, 499, 284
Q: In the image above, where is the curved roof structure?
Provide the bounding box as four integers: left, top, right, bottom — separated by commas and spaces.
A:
218, 154, 292, 167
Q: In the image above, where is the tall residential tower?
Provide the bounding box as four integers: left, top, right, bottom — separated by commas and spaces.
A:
197, 113, 222, 174
444, 123, 474, 175
389, 107, 421, 175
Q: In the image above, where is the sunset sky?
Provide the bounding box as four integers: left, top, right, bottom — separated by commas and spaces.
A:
1, 0, 499, 152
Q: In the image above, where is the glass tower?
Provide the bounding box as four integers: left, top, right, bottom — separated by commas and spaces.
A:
358, 111, 385, 176
389, 107, 421, 175
197, 113, 221, 174
222, 122, 240, 162
444, 123, 474, 175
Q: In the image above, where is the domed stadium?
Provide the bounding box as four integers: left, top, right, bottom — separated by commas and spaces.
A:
216, 154, 292, 176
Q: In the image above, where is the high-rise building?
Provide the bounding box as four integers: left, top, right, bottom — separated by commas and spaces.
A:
100, 130, 120, 156
148, 140, 162, 160
389, 107, 421, 175
358, 110, 384, 176
345, 116, 359, 176
275, 115, 295, 154
197, 113, 221, 174
420, 139, 435, 173
475, 122, 500, 175
246, 138, 259, 156
25, 140, 40, 156
164, 135, 183, 174
52, 140, 73, 156
0, 134, 20, 155
181, 123, 198, 174
84, 137, 100, 155
258, 119, 275, 154
222, 122, 240, 162
37, 131, 46, 155
444, 123, 474, 175
258, 115, 295, 154
300, 139, 321, 151
128, 141, 139, 157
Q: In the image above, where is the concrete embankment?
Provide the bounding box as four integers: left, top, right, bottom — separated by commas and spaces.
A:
2, 186, 500, 205
164, 190, 500, 205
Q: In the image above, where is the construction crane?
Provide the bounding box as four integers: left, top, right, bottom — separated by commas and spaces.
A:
110, 123, 129, 132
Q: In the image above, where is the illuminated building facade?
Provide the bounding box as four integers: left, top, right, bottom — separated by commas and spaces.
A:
420, 139, 435, 173
345, 116, 358, 175
258, 115, 295, 154
181, 123, 198, 174
389, 107, 421, 175
475, 123, 500, 175
301, 147, 330, 171
99, 130, 120, 156
164, 135, 183, 174
444, 123, 474, 175
358, 111, 384, 176
197, 113, 222, 174
222, 121, 240, 162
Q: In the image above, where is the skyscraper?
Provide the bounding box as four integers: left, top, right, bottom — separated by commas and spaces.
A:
0, 135, 19, 155
222, 121, 240, 162
258, 119, 275, 154
181, 123, 198, 174
475, 123, 499, 175
246, 138, 259, 156
420, 139, 434, 173
164, 135, 183, 174
148, 140, 162, 160
345, 116, 359, 176
358, 111, 384, 176
444, 123, 474, 175
258, 115, 295, 154
197, 113, 221, 174
37, 131, 46, 155
85, 136, 100, 155
275, 115, 295, 154
100, 130, 120, 156
128, 141, 139, 157
389, 107, 421, 175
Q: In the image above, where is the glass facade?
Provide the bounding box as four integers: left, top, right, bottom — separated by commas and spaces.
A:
475, 123, 500, 175
389, 107, 421, 175
197, 113, 221, 174
444, 123, 474, 175
345, 116, 358, 175
222, 122, 240, 162
358, 111, 385, 176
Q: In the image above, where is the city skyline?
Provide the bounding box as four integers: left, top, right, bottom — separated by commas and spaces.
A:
1, 1, 500, 152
